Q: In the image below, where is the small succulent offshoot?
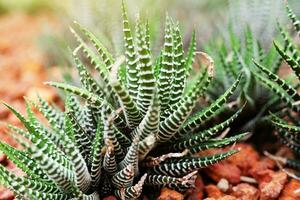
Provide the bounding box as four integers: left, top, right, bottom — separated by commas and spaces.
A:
205, 20, 293, 136
253, 3, 300, 179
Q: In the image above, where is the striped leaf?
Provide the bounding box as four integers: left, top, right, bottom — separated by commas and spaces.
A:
176, 73, 242, 139
286, 3, 300, 37
274, 41, 300, 80
157, 53, 214, 143
136, 24, 156, 115
158, 16, 175, 112
169, 23, 186, 107
121, 0, 139, 101
151, 150, 238, 177
73, 21, 114, 71
184, 30, 196, 78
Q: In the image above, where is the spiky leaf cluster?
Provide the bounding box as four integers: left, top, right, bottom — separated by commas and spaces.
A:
205, 17, 294, 133
0, 2, 247, 199
253, 3, 300, 174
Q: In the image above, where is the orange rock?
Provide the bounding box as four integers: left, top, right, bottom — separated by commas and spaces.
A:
0, 186, 14, 200
279, 179, 300, 200
157, 188, 184, 200
195, 175, 204, 190
6, 113, 22, 126
0, 152, 7, 164
187, 190, 203, 200
26, 86, 58, 104
22, 61, 43, 75
252, 168, 275, 184
186, 175, 204, 200
259, 171, 288, 200
0, 106, 10, 119
10, 100, 27, 116
143, 196, 150, 200
103, 196, 117, 200
0, 39, 11, 54
5, 84, 28, 101
205, 195, 238, 200
225, 143, 259, 176
203, 162, 241, 184
231, 183, 259, 200
205, 184, 224, 198
220, 196, 238, 200
0, 130, 18, 148
250, 158, 275, 182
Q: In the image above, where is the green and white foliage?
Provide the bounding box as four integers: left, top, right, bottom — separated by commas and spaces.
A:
0, 1, 247, 199
204, 13, 298, 133
253, 3, 300, 175
226, 0, 286, 47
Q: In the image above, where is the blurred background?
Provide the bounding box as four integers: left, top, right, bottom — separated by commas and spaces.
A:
0, 0, 298, 101
0, 0, 299, 67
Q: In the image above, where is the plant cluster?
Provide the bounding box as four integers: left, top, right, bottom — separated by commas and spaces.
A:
0, 1, 247, 199
204, 25, 285, 136
203, 2, 300, 143
204, 2, 300, 177
252, 3, 300, 177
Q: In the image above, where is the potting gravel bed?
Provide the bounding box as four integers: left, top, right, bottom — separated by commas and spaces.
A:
100, 143, 300, 200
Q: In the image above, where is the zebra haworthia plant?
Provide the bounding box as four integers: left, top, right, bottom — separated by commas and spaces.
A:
252, 3, 300, 177
205, 22, 287, 135
0, 1, 247, 199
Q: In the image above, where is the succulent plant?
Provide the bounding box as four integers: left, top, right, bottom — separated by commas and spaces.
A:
0, 1, 247, 199
204, 24, 287, 138
252, 3, 300, 176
